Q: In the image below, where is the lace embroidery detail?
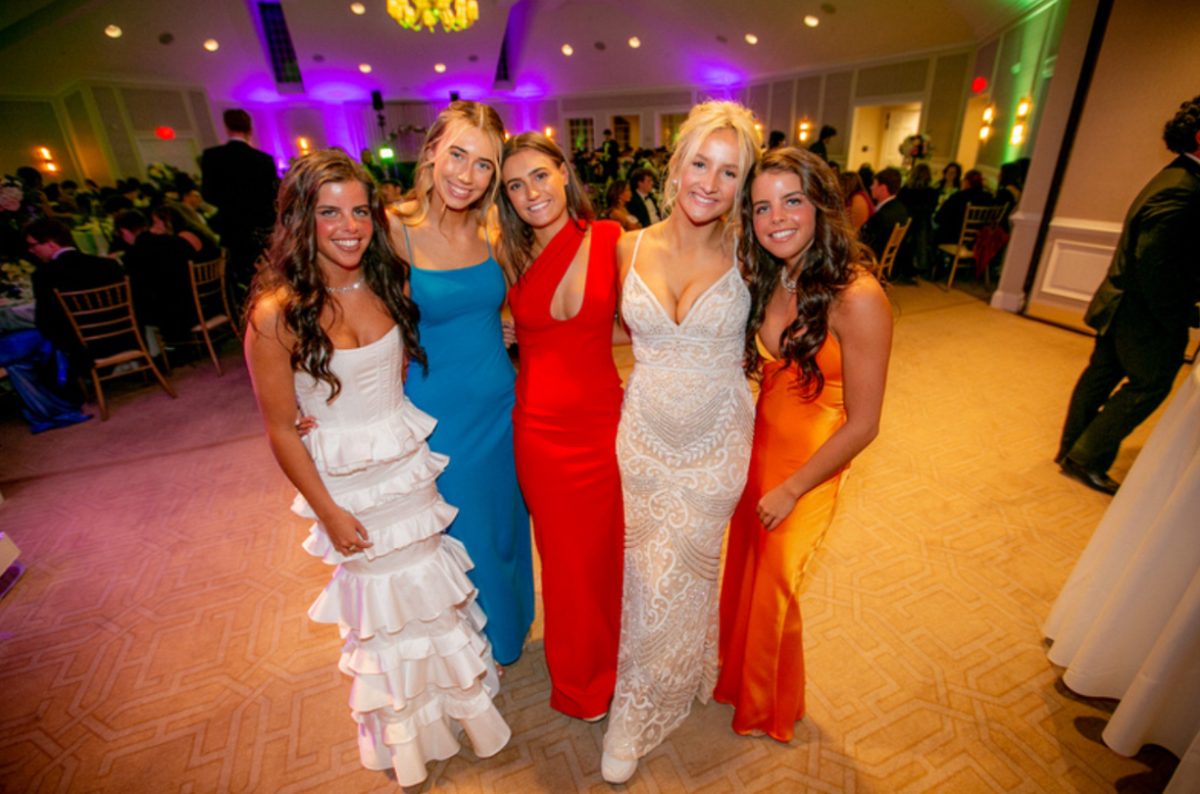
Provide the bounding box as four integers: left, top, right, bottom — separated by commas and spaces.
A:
604, 245, 754, 761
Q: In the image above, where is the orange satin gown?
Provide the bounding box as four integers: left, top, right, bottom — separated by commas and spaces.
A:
715, 333, 847, 741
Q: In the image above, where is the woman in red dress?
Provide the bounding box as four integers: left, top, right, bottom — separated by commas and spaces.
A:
497, 132, 625, 720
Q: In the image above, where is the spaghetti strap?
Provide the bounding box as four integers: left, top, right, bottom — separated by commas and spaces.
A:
401, 224, 415, 266
630, 229, 646, 269
485, 232, 494, 259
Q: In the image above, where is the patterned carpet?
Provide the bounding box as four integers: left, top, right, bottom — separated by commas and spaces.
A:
0, 282, 1179, 793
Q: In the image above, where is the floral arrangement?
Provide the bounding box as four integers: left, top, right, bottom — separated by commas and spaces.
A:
899, 133, 933, 162
146, 162, 182, 192
0, 258, 35, 301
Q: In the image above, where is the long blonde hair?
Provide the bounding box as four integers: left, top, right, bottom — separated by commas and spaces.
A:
401, 100, 506, 227
662, 100, 761, 239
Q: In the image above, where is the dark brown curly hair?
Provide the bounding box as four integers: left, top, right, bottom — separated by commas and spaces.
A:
1163, 95, 1200, 154
740, 147, 872, 398
248, 149, 425, 402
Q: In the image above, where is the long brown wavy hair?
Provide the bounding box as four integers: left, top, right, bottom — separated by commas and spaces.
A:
741, 147, 871, 398
399, 100, 505, 228
248, 149, 426, 402
496, 131, 594, 280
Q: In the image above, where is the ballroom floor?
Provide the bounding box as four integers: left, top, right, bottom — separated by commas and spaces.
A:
0, 281, 1182, 793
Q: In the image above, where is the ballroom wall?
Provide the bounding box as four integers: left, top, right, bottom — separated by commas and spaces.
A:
1019, 0, 1200, 331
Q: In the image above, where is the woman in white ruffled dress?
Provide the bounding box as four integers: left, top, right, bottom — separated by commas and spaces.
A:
244, 150, 510, 787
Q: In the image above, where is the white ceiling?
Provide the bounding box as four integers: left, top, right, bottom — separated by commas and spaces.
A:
0, 0, 1039, 104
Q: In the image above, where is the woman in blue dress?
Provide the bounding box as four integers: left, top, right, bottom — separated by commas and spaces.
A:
387, 101, 534, 665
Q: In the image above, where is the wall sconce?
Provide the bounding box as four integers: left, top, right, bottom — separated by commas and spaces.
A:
753, 122, 763, 137
34, 146, 58, 174
797, 120, 811, 143
1016, 97, 1032, 119
979, 104, 995, 143
378, 146, 395, 160
1010, 123, 1026, 146
544, 126, 554, 138
297, 137, 311, 155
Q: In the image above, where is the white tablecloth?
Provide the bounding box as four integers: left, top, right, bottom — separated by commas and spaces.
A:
1044, 360, 1200, 793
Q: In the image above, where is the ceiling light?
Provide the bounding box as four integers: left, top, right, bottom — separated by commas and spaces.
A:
628, 36, 640, 48
434, 62, 447, 72
350, 2, 366, 13
359, 63, 372, 73
561, 43, 574, 56
804, 15, 819, 27
104, 24, 122, 38
203, 38, 219, 52
744, 33, 758, 45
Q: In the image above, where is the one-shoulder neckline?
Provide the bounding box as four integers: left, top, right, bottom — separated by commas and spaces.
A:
331, 325, 399, 352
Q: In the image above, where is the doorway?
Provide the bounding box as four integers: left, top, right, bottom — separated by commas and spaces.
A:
847, 102, 922, 171
611, 115, 640, 152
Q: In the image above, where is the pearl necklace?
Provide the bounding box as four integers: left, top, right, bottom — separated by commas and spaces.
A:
325, 279, 364, 295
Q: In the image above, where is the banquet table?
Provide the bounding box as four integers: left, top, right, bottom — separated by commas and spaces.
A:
1044, 359, 1200, 793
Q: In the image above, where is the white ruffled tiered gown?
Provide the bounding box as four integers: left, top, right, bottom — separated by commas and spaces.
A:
291, 327, 511, 787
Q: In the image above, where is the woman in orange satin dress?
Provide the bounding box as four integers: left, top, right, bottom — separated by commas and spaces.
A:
497, 132, 625, 720
715, 147, 892, 741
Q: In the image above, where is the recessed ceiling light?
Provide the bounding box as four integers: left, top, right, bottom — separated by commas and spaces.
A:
203, 38, 220, 52
804, 15, 819, 27
744, 33, 758, 45
350, 2, 366, 14
434, 62, 446, 73
359, 63, 372, 73
628, 36, 640, 48
104, 24, 122, 38
561, 43, 574, 56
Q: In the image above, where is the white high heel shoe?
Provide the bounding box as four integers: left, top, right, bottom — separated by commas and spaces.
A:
601, 751, 638, 784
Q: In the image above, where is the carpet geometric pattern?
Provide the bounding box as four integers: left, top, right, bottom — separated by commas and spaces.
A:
0, 283, 1177, 792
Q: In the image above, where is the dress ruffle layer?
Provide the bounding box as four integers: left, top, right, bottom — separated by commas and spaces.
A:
297, 383, 510, 787
301, 403, 437, 475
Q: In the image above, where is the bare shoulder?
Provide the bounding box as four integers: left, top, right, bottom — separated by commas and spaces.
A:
246, 287, 295, 349
832, 267, 892, 330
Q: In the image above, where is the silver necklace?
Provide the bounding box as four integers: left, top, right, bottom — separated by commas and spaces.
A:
780, 268, 798, 293
325, 279, 364, 294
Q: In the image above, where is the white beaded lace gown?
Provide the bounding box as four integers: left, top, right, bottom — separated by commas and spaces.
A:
291, 327, 511, 787
604, 232, 755, 763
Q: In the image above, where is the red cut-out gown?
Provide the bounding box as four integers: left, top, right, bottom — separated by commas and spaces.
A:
508, 219, 625, 718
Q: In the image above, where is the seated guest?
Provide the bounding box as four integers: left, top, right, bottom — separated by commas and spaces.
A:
898, 163, 940, 275
933, 169, 994, 246
995, 161, 1023, 228
603, 179, 641, 231
627, 168, 661, 228
25, 218, 125, 369
114, 210, 198, 341
840, 171, 873, 232
155, 204, 221, 262
935, 161, 963, 203
861, 167, 911, 279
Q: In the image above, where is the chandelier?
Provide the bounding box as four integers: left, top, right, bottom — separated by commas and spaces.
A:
386, 0, 479, 32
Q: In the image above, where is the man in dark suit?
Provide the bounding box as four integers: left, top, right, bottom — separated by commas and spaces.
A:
627, 169, 660, 229
25, 218, 125, 367
1056, 95, 1200, 494
861, 167, 910, 276
200, 108, 278, 307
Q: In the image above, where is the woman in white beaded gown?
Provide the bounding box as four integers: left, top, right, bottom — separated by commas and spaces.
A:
244, 150, 509, 788
602, 101, 761, 783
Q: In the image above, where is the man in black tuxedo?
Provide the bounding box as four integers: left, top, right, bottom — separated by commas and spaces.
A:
200, 109, 278, 307
627, 169, 661, 229
25, 218, 125, 367
600, 129, 620, 182
861, 167, 910, 277
1056, 95, 1200, 494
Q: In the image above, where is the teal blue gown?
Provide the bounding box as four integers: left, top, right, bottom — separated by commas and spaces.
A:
403, 241, 534, 666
